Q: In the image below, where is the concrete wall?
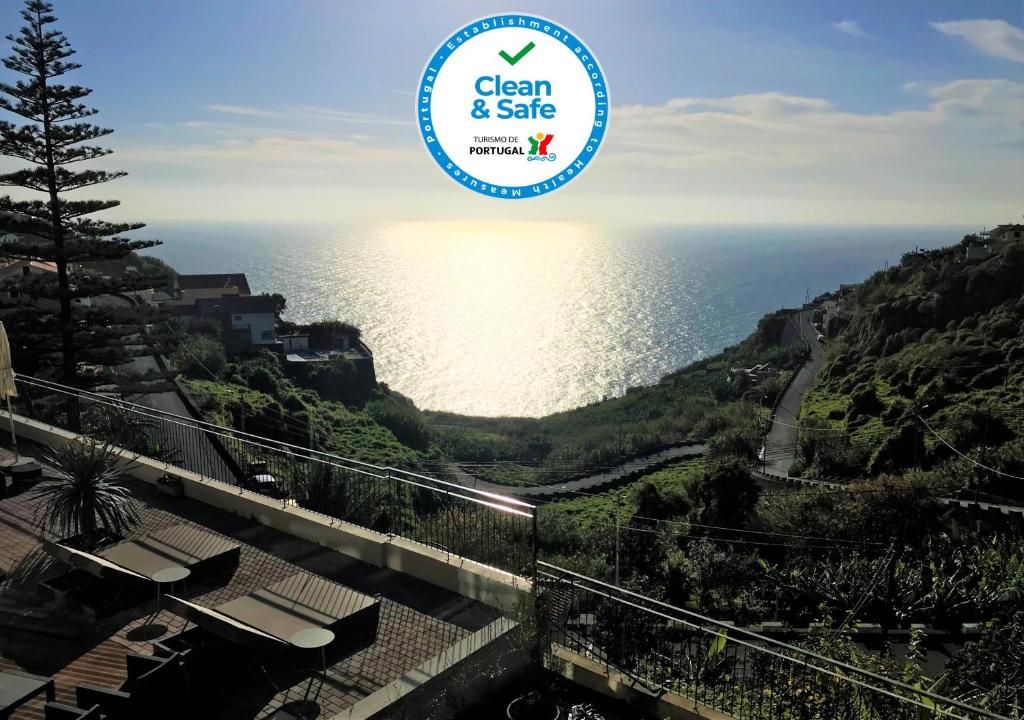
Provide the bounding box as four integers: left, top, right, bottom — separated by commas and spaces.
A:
10, 413, 531, 614
334, 617, 528, 720
549, 646, 733, 720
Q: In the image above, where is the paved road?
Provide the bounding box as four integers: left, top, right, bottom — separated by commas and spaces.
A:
449, 443, 706, 502
99, 293, 239, 484
761, 309, 824, 474
111, 353, 239, 484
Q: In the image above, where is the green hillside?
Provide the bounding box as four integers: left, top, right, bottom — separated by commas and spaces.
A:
427, 310, 806, 482
798, 234, 1024, 498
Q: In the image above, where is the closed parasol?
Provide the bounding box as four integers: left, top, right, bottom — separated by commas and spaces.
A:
0, 321, 18, 456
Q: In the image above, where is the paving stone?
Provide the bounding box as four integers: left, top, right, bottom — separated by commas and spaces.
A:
0, 470, 499, 719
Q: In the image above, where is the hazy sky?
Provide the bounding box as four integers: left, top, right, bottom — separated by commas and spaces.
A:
2, 1, 1022, 225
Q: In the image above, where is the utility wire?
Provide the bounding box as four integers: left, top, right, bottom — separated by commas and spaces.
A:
917, 414, 1024, 482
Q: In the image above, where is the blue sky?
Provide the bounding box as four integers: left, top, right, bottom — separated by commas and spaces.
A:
2, 1, 1022, 224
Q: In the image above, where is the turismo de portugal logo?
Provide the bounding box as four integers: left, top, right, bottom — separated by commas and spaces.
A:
417, 14, 609, 199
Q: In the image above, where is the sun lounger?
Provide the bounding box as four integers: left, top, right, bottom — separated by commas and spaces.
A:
162, 595, 288, 654
164, 571, 380, 653
45, 524, 240, 582
95, 524, 240, 581
40, 525, 240, 617
214, 572, 379, 644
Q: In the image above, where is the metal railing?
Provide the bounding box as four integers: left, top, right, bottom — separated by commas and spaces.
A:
13, 376, 1012, 719
14, 376, 537, 577
539, 563, 1009, 720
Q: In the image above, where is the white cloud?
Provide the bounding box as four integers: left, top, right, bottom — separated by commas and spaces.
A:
90, 81, 1023, 226
206, 104, 413, 127
574, 79, 1024, 224
931, 19, 1024, 63
606, 79, 1023, 165
831, 20, 868, 39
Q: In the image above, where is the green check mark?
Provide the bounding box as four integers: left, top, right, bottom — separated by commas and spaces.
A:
498, 41, 535, 66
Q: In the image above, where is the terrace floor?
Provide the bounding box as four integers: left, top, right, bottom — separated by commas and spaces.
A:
0, 445, 501, 719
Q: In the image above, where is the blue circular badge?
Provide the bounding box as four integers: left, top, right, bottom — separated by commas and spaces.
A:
417, 14, 609, 199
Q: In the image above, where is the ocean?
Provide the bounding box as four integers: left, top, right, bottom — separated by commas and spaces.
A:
146, 222, 964, 417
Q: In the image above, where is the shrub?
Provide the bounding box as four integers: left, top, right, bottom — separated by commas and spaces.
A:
33, 441, 140, 548
367, 392, 430, 451
171, 335, 226, 379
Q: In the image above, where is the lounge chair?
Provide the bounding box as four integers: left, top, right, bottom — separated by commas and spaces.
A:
40, 525, 240, 617
95, 524, 240, 581
167, 571, 380, 649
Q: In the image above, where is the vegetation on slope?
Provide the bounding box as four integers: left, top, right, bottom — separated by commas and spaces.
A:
428, 310, 806, 483
175, 346, 424, 468
796, 234, 1024, 497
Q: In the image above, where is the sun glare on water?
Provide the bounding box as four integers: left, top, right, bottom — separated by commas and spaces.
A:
336, 221, 691, 417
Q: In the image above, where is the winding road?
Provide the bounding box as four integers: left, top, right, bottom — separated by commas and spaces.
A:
761, 309, 824, 474
449, 442, 706, 502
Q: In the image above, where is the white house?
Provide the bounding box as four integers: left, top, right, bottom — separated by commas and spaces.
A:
986, 224, 1023, 243
196, 295, 277, 346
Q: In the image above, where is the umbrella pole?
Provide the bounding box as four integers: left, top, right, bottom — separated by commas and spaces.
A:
5, 395, 16, 461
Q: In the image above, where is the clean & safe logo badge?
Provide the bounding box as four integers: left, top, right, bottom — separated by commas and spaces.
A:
417, 15, 609, 199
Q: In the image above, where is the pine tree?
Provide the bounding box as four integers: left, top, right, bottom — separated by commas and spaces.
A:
0, 0, 169, 384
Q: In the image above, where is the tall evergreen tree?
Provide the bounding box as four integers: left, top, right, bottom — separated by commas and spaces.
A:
0, 0, 169, 384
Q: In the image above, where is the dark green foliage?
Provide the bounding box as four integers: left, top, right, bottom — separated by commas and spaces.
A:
0, 1, 164, 382
170, 334, 226, 379
269, 292, 286, 316
762, 472, 940, 548
692, 462, 759, 529
32, 440, 140, 547
247, 365, 280, 395
430, 353, 762, 482
82, 401, 179, 463
277, 319, 361, 348
286, 357, 368, 405
665, 540, 769, 621
182, 364, 422, 466
366, 391, 430, 451
942, 614, 1024, 714
799, 235, 1024, 486
868, 424, 925, 475
617, 482, 690, 583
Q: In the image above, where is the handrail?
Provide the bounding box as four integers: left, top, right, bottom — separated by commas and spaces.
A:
540, 562, 1008, 720
542, 571, 980, 720
17, 375, 535, 511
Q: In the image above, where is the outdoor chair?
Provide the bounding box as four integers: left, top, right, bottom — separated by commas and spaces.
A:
43, 702, 102, 720
71, 651, 187, 720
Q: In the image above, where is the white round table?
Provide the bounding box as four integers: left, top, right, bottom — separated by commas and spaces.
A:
152, 565, 190, 611
291, 628, 335, 701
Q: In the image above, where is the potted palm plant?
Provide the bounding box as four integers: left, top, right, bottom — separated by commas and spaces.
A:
32, 440, 141, 550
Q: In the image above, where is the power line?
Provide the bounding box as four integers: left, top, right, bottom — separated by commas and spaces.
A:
524, 469, 883, 547
831, 545, 895, 639
579, 516, 859, 552
917, 413, 1024, 482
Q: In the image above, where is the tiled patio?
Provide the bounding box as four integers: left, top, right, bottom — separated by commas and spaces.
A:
0, 446, 501, 719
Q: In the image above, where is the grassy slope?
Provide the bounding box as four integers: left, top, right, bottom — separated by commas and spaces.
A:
182, 377, 421, 467
539, 459, 704, 529
428, 310, 804, 478
797, 235, 1024, 489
